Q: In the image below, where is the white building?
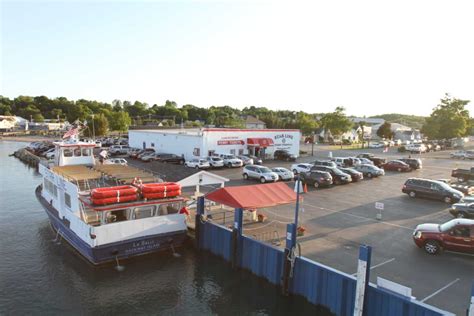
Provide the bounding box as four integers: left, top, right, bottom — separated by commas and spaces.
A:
129, 128, 301, 160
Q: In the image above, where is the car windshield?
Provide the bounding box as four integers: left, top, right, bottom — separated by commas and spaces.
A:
434, 181, 453, 191
439, 220, 456, 232
260, 167, 272, 173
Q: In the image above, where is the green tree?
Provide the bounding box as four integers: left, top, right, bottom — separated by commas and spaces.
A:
83, 114, 109, 137
32, 113, 45, 122
421, 93, 471, 139
296, 112, 319, 135
109, 111, 132, 133
376, 122, 394, 139
320, 107, 353, 138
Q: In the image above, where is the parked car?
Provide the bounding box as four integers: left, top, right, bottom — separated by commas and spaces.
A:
300, 171, 333, 188
382, 160, 411, 172
185, 158, 211, 169
398, 158, 422, 170
271, 167, 294, 181
237, 155, 254, 165
337, 167, 363, 182
356, 157, 373, 165
42, 148, 55, 157
291, 163, 313, 175
356, 153, 386, 167
450, 202, 474, 219
274, 150, 296, 161
246, 155, 263, 165
104, 158, 128, 166
402, 178, 464, 203
109, 145, 130, 155
127, 148, 141, 158
131, 148, 154, 159
353, 164, 385, 178
368, 142, 384, 149
206, 156, 224, 168
450, 150, 468, 159
158, 154, 185, 164
45, 150, 56, 160
332, 157, 353, 167
140, 152, 160, 162
218, 154, 243, 168
406, 144, 427, 154
451, 168, 474, 182
313, 160, 337, 168
310, 166, 352, 185
412, 218, 474, 254
242, 165, 278, 183
449, 180, 474, 196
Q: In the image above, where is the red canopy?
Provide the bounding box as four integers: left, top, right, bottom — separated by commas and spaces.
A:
247, 138, 274, 147
205, 182, 296, 209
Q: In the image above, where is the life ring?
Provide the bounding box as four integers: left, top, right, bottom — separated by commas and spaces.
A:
91, 194, 138, 205
91, 185, 138, 199
141, 182, 181, 194
142, 189, 181, 200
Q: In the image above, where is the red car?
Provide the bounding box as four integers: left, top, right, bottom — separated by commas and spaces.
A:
412, 219, 474, 254
382, 160, 411, 172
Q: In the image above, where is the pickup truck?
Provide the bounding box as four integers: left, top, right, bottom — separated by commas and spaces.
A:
451, 168, 474, 181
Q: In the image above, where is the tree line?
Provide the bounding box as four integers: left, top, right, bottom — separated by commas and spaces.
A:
0, 94, 471, 139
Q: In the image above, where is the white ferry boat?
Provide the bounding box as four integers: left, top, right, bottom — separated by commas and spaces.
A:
36, 136, 188, 265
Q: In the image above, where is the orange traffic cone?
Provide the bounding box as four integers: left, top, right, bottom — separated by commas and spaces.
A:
303, 183, 308, 193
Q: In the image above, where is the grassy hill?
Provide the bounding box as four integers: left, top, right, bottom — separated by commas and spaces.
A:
369, 114, 426, 129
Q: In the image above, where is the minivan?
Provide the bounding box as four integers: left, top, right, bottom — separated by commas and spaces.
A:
402, 178, 464, 203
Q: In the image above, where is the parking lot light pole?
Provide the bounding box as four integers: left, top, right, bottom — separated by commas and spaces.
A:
311, 132, 315, 156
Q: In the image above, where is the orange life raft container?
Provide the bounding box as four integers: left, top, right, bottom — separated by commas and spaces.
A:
91, 185, 138, 205
138, 182, 182, 200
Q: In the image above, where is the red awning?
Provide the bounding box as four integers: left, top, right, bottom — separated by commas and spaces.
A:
247, 138, 274, 147
205, 182, 296, 209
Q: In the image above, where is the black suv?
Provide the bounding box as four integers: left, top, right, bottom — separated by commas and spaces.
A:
274, 150, 296, 161
158, 154, 185, 164
398, 158, 422, 170
300, 171, 333, 188
402, 178, 464, 203
356, 153, 386, 167
310, 166, 352, 184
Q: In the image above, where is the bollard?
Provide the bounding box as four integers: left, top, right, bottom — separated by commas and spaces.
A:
354, 245, 372, 316
468, 280, 474, 316
231, 208, 243, 269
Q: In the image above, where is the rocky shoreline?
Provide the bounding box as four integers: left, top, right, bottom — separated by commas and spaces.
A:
12, 148, 41, 167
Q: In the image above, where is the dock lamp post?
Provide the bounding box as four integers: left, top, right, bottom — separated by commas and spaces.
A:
282, 175, 302, 295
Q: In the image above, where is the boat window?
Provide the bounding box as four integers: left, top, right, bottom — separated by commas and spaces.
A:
133, 206, 155, 219
44, 178, 58, 197
104, 209, 128, 223
82, 148, 91, 156
73, 147, 82, 157
167, 202, 181, 214
63, 149, 73, 157
156, 204, 169, 216
65, 193, 71, 208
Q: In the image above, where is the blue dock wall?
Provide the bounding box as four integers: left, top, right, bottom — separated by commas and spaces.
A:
196, 204, 451, 316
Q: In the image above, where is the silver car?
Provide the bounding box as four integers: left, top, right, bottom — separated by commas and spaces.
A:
271, 167, 294, 181
242, 165, 279, 183
238, 155, 254, 165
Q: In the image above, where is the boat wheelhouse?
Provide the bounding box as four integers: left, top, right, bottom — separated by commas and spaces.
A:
37, 138, 188, 265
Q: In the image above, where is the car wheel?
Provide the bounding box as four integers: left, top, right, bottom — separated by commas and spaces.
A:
227, 163, 232, 168
195, 165, 199, 169
243, 173, 249, 180
444, 196, 452, 204
367, 173, 373, 178
456, 212, 466, 218
397, 168, 402, 172
260, 177, 266, 184
424, 240, 440, 255
313, 182, 319, 189
409, 191, 416, 198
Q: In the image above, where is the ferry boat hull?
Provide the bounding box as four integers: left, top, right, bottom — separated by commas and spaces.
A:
36, 186, 187, 265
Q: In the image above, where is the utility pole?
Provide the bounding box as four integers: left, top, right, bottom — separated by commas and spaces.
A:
311, 131, 315, 156
91, 114, 95, 140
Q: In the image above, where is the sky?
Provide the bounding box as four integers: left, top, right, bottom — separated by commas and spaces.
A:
1, 0, 474, 117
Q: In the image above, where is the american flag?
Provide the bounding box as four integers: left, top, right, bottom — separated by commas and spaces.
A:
62, 127, 80, 139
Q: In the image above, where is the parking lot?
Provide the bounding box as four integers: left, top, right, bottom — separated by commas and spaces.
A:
206, 148, 473, 315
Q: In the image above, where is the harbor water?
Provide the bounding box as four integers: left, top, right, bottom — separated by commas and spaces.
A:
0, 141, 330, 315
